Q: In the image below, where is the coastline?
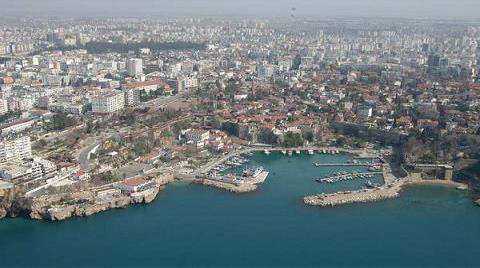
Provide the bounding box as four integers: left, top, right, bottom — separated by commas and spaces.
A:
0, 174, 175, 222
1, 147, 476, 222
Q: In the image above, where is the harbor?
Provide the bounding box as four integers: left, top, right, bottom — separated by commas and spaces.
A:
192, 145, 389, 194
1, 148, 479, 268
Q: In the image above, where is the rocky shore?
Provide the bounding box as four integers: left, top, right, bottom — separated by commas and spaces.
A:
195, 179, 257, 193
0, 185, 162, 221
41, 187, 161, 221
0, 207, 7, 219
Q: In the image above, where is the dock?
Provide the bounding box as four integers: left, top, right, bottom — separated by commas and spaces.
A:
196, 146, 381, 175
314, 163, 372, 167
318, 172, 383, 183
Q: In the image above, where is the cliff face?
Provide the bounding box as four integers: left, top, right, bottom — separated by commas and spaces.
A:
41, 187, 160, 221
0, 207, 6, 219
130, 187, 160, 204
0, 184, 162, 222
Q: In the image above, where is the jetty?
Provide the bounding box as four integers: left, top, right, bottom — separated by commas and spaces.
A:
304, 163, 403, 207
304, 184, 402, 207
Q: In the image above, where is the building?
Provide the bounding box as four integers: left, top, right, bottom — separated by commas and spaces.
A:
170, 77, 198, 91
185, 129, 210, 143
0, 163, 32, 182
121, 80, 167, 106
115, 176, 156, 193
0, 98, 8, 115
91, 91, 125, 114
32, 157, 57, 180
127, 58, 143, 77
0, 136, 32, 163
0, 119, 35, 136
73, 170, 90, 181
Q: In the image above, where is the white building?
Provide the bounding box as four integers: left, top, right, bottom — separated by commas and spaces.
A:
0, 136, 32, 163
92, 91, 125, 114
0, 99, 8, 115
0, 119, 35, 136
185, 129, 210, 143
127, 58, 143, 77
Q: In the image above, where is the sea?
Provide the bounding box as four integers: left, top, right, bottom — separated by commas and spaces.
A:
1, 152, 479, 268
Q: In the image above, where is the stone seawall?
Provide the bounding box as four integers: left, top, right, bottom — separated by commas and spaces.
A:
304, 186, 401, 207
195, 179, 257, 193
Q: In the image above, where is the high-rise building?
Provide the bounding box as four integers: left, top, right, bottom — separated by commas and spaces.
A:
92, 91, 125, 114
127, 58, 143, 76
0, 136, 32, 163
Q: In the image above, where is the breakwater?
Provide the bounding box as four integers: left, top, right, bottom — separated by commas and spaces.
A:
194, 179, 257, 193
304, 182, 403, 207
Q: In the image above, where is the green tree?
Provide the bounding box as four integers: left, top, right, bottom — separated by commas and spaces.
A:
259, 128, 277, 145
221, 121, 239, 136
50, 113, 76, 131
283, 131, 303, 147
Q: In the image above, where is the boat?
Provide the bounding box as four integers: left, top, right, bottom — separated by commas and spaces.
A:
368, 165, 381, 171
263, 149, 271, 155
308, 149, 314, 155
295, 150, 301, 154
288, 151, 293, 156
365, 180, 377, 189
247, 167, 269, 184
281, 150, 287, 155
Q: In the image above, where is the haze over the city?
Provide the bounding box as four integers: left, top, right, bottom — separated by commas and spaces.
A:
1, 0, 480, 19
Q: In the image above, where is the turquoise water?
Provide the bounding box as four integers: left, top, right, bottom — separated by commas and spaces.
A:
1, 153, 480, 268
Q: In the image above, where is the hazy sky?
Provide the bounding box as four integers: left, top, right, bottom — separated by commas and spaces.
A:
1, 0, 479, 19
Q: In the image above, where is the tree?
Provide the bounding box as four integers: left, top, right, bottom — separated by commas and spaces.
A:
302, 129, 314, 142
50, 113, 76, 131
221, 121, 239, 137
419, 152, 436, 164
259, 128, 277, 145
283, 132, 303, 147
336, 136, 347, 147
99, 171, 118, 182
85, 119, 95, 134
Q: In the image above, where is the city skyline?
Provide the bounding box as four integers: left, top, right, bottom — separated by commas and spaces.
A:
1, 0, 480, 19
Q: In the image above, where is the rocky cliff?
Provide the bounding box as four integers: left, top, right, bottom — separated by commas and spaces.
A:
0, 184, 163, 221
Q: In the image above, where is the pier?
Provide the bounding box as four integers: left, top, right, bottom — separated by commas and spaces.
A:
313, 163, 372, 167
318, 172, 383, 183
